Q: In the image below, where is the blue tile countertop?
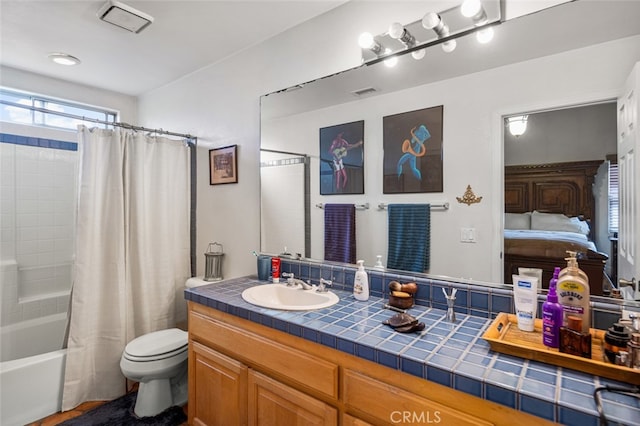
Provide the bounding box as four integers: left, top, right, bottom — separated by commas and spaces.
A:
185, 276, 640, 426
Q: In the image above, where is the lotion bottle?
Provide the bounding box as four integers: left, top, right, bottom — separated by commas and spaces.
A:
373, 255, 385, 270
353, 260, 369, 301
557, 251, 590, 334
542, 267, 562, 348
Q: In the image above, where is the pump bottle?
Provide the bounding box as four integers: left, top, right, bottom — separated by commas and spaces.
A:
557, 251, 590, 334
353, 260, 369, 301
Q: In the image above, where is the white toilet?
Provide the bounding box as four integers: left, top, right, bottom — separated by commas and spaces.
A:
119, 277, 211, 417
120, 328, 189, 417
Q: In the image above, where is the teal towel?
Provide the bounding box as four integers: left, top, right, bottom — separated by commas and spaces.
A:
387, 204, 430, 272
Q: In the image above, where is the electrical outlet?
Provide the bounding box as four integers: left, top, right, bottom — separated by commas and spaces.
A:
460, 227, 476, 243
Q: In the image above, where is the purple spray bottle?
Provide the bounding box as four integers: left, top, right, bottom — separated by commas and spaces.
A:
542, 267, 562, 348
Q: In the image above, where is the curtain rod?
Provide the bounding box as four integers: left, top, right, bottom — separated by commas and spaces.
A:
0, 99, 197, 142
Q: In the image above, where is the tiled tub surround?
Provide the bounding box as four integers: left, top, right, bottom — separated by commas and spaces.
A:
1, 134, 77, 326
185, 273, 640, 425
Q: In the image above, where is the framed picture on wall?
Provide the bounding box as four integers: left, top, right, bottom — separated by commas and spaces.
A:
383, 105, 443, 194
319, 120, 365, 195
209, 145, 238, 185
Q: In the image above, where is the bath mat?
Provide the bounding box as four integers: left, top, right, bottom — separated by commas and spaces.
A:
58, 391, 186, 426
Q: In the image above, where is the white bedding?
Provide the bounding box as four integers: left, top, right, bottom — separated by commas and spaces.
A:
504, 229, 597, 252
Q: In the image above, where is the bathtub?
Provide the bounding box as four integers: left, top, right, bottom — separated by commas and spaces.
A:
1, 313, 68, 426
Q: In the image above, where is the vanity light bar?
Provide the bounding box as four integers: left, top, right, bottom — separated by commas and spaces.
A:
377, 202, 450, 210
315, 203, 370, 210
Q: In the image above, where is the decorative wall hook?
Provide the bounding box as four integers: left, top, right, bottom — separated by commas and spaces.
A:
456, 185, 483, 206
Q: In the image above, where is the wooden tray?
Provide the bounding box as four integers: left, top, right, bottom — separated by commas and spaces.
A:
482, 313, 640, 385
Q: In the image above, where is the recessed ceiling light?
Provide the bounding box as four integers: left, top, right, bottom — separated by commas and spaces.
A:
48, 53, 81, 66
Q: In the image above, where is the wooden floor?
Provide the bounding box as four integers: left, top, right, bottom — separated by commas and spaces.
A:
27, 397, 188, 426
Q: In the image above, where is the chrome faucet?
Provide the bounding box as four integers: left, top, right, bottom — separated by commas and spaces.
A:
281, 272, 295, 286
281, 272, 312, 290
317, 278, 332, 293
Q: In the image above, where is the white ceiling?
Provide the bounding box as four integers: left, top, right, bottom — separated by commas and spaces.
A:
0, 0, 345, 96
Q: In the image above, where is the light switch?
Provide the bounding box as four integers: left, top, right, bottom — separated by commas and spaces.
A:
460, 227, 476, 243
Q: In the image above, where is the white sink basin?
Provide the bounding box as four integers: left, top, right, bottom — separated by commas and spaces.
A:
241, 284, 339, 311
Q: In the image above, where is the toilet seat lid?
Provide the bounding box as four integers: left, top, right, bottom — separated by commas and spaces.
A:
124, 328, 187, 358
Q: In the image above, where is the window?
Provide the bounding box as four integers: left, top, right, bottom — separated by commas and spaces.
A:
0, 88, 117, 131
608, 161, 619, 235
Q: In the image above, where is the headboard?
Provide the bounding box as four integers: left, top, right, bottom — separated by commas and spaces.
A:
504, 160, 603, 236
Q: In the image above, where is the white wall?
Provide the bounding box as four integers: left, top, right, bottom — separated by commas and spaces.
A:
504, 103, 617, 166
137, 1, 435, 279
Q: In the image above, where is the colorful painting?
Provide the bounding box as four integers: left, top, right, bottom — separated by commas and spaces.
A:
319, 120, 365, 195
209, 145, 238, 185
383, 106, 443, 193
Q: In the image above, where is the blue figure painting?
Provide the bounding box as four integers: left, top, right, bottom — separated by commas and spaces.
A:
383, 105, 443, 194
397, 124, 431, 180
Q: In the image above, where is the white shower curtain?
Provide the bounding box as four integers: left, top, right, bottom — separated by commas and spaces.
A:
62, 126, 191, 410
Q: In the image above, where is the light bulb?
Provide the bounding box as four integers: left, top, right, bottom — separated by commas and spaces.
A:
411, 49, 426, 60
422, 12, 441, 30
461, 0, 482, 18
388, 22, 405, 39
383, 49, 398, 67
507, 116, 528, 136
442, 40, 456, 53
476, 27, 494, 44
358, 32, 375, 49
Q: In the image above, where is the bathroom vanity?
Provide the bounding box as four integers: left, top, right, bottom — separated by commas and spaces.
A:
185, 275, 640, 425
187, 299, 543, 425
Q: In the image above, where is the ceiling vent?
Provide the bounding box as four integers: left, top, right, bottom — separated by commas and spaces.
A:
97, 1, 154, 33
351, 87, 378, 97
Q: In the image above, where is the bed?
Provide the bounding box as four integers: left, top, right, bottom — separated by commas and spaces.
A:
504, 160, 608, 295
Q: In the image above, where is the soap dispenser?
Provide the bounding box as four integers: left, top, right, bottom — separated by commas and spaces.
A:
373, 255, 385, 270
353, 260, 369, 301
557, 251, 590, 333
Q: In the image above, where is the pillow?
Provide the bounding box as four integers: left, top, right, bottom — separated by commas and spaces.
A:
569, 216, 591, 235
530, 210, 586, 234
505, 212, 531, 230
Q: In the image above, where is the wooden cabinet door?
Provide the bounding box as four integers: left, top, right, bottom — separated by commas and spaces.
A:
189, 341, 248, 426
343, 413, 374, 426
248, 370, 337, 426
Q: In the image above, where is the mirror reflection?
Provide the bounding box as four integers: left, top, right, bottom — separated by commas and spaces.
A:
260, 0, 640, 296
503, 102, 616, 296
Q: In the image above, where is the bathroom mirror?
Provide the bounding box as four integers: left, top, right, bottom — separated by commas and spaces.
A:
260, 0, 640, 297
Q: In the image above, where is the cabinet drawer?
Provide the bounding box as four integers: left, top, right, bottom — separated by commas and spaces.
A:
344, 369, 493, 426
190, 310, 338, 399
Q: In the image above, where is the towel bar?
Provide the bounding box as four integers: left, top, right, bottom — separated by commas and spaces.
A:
315, 203, 369, 210
377, 202, 449, 210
